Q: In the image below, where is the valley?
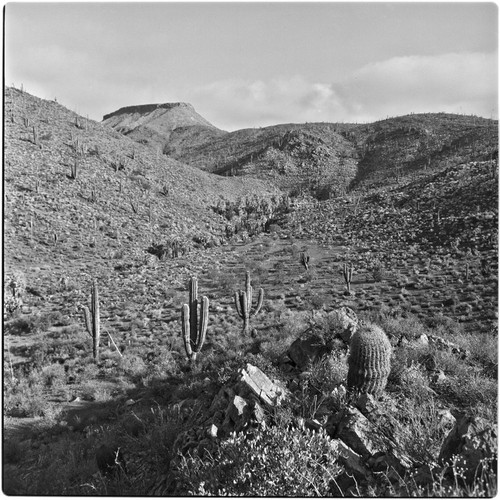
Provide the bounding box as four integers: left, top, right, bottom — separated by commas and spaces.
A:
3, 86, 498, 496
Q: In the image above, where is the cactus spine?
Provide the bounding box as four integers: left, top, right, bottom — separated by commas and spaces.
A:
234, 271, 264, 333
347, 323, 391, 397
181, 277, 208, 362
83, 281, 101, 360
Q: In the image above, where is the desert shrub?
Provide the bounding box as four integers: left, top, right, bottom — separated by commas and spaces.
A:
40, 363, 66, 388
80, 381, 113, 402
173, 425, 343, 496
379, 313, 428, 342
398, 362, 432, 402
391, 395, 458, 468
4, 370, 50, 417
118, 353, 148, 381
308, 351, 348, 393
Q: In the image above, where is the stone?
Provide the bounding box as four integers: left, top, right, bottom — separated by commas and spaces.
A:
287, 334, 329, 370
430, 370, 447, 385
237, 363, 288, 406
368, 449, 413, 481
206, 424, 218, 439
331, 307, 359, 343
326, 407, 386, 458
336, 438, 371, 479
438, 415, 497, 484
354, 393, 378, 416
414, 333, 429, 346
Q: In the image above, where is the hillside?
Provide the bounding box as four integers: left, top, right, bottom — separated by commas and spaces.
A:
4, 87, 282, 285
349, 113, 498, 188
3, 86, 498, 497
105, 103, 498, 198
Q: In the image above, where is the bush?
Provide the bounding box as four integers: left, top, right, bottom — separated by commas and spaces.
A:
173, 425, 343, 496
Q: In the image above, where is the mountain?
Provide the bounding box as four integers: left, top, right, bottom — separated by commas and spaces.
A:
105, 103, 498, 198
102, 102, 227, 153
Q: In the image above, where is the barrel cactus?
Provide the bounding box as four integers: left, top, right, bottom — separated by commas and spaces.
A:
347, 322, 391, 397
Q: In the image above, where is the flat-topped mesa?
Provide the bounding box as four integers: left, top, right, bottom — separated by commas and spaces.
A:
102, 102, 195, 121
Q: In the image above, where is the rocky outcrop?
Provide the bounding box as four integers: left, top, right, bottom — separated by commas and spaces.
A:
438, 415, 497, 484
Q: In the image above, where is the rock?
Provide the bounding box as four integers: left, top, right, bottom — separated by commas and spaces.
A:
237, 363, 288, 406
354, 393, 378, 416
287, 334, 329, 370
226, 395, 248, 424
438, 415, 497, 484
206, 424, 218, 439
430, 370, 447, 385
415, 333, 429, 346
437, 409, 456, 429
418, 353, 437, 371
326, 407, 386, 458
331, 307, 359, 343
335, 438, 371, 479
368, 449, 413, 482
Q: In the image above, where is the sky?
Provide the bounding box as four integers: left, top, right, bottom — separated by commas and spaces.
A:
4, 2, 498, 131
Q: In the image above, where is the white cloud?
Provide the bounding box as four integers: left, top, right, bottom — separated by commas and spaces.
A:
188, 51, 498, 130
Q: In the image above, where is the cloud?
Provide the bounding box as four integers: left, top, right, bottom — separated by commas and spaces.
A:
189, 76, 350, 130
188, 51, 498, 130
338, 51, 498, 121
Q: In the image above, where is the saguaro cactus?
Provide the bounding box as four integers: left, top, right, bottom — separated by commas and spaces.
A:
83, 281, 101, 360
300, 251, 310, 271
234, 271, 264, 333
347, 323, 391, 397
343, 263, 354, 293
181, 277, 209, 362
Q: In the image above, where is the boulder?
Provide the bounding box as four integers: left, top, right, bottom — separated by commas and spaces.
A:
438, 415, 497, 484
331, 307, 359, 343
237, 363, 288, 406
287, 334, 329, 370
326, 407, 387, 458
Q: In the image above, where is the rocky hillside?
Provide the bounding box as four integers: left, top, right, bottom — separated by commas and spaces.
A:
4, 87, 280, 279
167, 123, 359, 198
102, 102, 226, 153
349, 113, 498, 188
106, 103, 498, 198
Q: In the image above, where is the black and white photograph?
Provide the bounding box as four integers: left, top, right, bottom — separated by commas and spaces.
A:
3, 1, 498, 496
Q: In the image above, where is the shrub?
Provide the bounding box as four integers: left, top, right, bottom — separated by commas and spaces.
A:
173, 425, 343, 496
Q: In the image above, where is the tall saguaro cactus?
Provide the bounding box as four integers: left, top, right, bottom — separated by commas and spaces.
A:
181, 277, 209, 362
234, 271, 264, 334
83, 281, 101, 361
343, 263, 354, 293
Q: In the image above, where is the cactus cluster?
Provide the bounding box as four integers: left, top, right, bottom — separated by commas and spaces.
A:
347, 322, 392, 397
181, 277, 209, 363
234, 271, 264, 334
